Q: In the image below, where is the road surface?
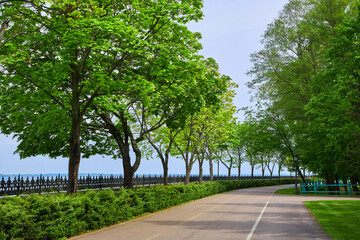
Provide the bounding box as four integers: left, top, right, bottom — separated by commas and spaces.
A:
70, 184, 359, 240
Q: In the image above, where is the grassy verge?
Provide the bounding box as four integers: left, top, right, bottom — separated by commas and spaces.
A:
276, 187, 360, 197
0, 179, 294, 240
275, 187, 300, 195
305, 201, 360, 240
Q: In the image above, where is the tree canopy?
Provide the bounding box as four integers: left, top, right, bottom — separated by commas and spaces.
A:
247, 0, 360, 185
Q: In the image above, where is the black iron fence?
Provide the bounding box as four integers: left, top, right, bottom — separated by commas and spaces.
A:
0, 174, 286, 196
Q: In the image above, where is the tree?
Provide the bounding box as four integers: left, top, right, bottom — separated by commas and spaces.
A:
229, 123, 245, 179
202, 81, 238, 181
247, 0, 358, 184
146, 123, 180, 186
0, 0, 207, 192
303, 4, 360, 185
172, 115, 202, 185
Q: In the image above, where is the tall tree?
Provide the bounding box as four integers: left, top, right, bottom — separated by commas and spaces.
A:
247, 0, 358, 182
0, 0, 207, 192
146, 124, 180, 186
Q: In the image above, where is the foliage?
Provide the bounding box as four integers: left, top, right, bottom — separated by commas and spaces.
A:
169, 80, 237, 184
247, 0, 360, 183
0, 179, 294, 239
0, 0, 229, 191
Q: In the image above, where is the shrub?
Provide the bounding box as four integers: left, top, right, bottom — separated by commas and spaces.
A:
0, 179, 294, 239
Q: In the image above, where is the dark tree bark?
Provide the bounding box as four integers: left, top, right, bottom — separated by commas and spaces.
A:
350, 176, 360, 195
198, 150, 205, 184
208, 149, 214, 181
67, 64, 82, 194
185, 164, 192, 185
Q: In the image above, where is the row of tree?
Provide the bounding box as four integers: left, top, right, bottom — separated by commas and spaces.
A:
1, 0, 288, 194
0, 0, 237, 193
1, 0, 319, 195
247, 0, 360, 187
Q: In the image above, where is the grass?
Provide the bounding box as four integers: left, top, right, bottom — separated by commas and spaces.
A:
275, 187, 300, 195
305, 201, 360, 240
275, 187, 360, 197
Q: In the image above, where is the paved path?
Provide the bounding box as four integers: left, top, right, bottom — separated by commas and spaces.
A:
70, 185, 359, 240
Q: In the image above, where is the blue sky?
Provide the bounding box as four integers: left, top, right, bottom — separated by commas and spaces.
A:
0, 0, 289, 176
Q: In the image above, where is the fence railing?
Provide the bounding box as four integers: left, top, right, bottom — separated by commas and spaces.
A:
0, 174, 286, 196
300, 180, 360, 195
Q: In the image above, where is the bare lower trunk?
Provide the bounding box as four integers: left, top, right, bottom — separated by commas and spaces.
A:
185, 166, 191, 185
209, 159, 213, 181
100, 113, 141, 189
123, 153, 135, 188
251, 164, 254, 180
123, 169, 134, 188
67, 81, 81, 194
198, 151, 205, 184
227, 167, 231, 180
297, 167, 306, 183
278, 164, 282, 179
67, 133, 81, 194
163, 164, 168, 186
238, 164, 241, 180
199, 165, 203, 184
209, 150, 213, 181
335, 177, 340, 195
350, 177, 360, 195
325, 173, 335, 194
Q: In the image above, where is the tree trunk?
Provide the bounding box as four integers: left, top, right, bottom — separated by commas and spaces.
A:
101, 113, 141, 189
296, 166, 306, 183
209, 150, 213, 181
251, 163, 254, 180
67, 127, 81, 194
199, 165, 203, 184
123, 153, 134, 188
198, 152, 205, 184
266, 163, 274, 180
238, 164, 241, 180
335, 177, 340, 195
325, 173, 335, 194
163, 164, 168, 186
67, 72, 81, 194
278, 164, 282, 179
350, 177, 360, 195
227, 167, 231, 180
185, 166, 191, 185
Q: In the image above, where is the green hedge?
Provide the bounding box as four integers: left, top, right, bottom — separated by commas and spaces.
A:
0, 179, 294, 240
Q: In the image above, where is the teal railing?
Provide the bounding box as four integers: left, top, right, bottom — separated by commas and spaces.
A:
300, 180, 359, 195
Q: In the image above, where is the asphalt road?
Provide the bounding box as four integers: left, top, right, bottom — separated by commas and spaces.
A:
70, 184, 359, 240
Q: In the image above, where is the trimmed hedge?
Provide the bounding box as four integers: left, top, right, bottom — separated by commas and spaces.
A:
0, 179, 294, 240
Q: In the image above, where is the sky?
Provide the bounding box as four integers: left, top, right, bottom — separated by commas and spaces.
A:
0, 0, 290, 176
